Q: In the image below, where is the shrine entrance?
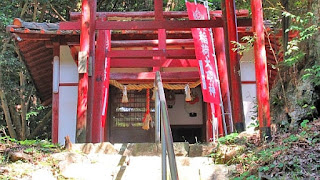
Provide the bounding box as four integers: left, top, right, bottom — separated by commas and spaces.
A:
108, 87, 155, 143
108, 86, 206, 144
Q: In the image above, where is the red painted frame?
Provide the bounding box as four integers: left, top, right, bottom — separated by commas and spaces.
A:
52, 42, 60, 144
221, 0, 245, 132
91, 29, 106, 143
251, 0, 271, 140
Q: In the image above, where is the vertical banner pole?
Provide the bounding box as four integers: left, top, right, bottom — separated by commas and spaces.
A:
222, 0, 245, 132
251, 0, 272, 140
213, 27, 234, 133
204, 1, 227, 135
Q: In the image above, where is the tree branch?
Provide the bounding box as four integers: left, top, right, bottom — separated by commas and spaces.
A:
49, 3, 66, 21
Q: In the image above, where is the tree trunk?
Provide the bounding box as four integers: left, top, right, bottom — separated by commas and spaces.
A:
33, 0, 38, 22
20, 1, 29, 18
19, 72, 27, 140
39, 3, 47, 22
0, 39, 17, 139
0, 91, 17, 139
9, 106, 21, 139
165, 0, 176, 11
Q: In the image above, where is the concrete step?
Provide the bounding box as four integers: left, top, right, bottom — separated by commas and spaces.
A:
55, 142, 234, 180
72, 142, 217, 157
116, 156, 232, 180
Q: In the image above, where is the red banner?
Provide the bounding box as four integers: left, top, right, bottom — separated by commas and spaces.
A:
186, 2, 220, 104
102, 30, 111, 127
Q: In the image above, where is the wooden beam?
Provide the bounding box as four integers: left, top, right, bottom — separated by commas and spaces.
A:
107, 49, 195, 58
59, 19, 252, 30
69, 10, 249, 20
110, 59, 198, 68
111, 39, 194, 47
110, 71, 199, 81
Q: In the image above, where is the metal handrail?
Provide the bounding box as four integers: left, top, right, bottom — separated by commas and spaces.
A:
154, 71, 179, 180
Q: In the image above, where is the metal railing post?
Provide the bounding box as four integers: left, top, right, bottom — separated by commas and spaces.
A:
155, 86, 161, 143
161, 117, 167, 180
155, 71, 179, 180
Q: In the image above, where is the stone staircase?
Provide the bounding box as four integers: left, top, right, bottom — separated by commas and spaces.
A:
52, 142, 234, 180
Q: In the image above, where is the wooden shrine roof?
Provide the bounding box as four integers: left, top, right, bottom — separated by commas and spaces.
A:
7, 12, 286, 105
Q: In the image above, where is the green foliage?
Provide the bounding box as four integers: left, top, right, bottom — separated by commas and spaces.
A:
218, 133, 239, 144
300, 119, 309, 129
302, 64, 320, 86
231, 35, 255, 55
0, 136, 59, 150
282, 12, 318, 66
283, 134, 299, 143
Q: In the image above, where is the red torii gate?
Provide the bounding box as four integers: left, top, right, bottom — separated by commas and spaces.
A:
57, 0, 271, 143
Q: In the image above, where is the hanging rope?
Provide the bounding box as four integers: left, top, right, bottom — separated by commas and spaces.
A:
121, 86, 128, 103
109, 79, 201, 91
142, 89, 152, 130
151, 86, 157, 101
185, 84, 192, 101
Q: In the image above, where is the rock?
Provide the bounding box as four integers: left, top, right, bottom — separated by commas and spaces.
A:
71, 142, 118, 154
64, 135, 72, 151
271, 72, 319, 128
94, 142, 118, 154
124, 143, 159, 156
172, 142, 189, 156
81, 143, 95, 154
189, 143, 216, 157
0, 167, 9, 174
8, 151, 31, 162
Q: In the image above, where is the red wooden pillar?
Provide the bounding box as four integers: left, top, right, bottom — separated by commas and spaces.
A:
221, 0, 245, 132
251, 0, 271, 140
92, 28, 106, 143
154, 0, 165, 72
102, 30, 111, 142
86, 0, 97, 142
76, 0, 91, 142
213, 27, 233, 133
52, 42, 60, 144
